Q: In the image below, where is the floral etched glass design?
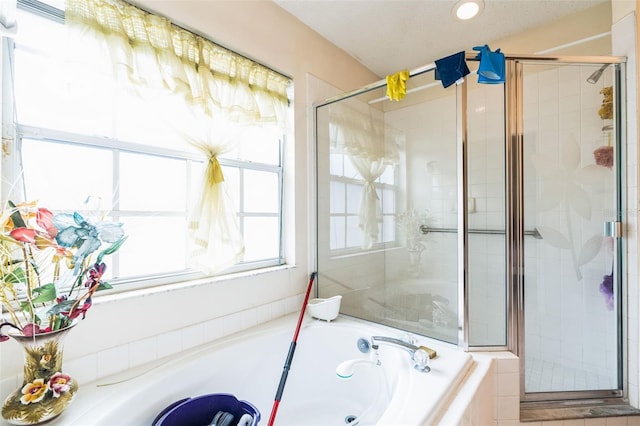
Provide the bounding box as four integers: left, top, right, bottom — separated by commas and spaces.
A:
523, 63, 619, 394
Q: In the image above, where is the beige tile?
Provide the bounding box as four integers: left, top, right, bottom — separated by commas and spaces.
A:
605, 417, 629, 426
627, 416, 640, 426
497, 357, 519, 374
497, 395, 519, 420
562, 419, 586, 426
539, 421, 563, 426
496, 420, 519, 426
497, 372, 519, 396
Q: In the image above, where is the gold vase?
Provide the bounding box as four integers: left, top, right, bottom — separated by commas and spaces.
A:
1, 323, 78, 425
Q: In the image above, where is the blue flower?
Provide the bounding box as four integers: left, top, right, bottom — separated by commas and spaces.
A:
53, 212, 124, 272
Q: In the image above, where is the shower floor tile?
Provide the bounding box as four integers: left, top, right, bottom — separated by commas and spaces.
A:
525, 356, 616, 392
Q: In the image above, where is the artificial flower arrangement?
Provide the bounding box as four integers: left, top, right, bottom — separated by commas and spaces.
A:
593, 85, 614, 169
396, 208, 431, 251
0, 200, 126, 341
598, 86, 613, 120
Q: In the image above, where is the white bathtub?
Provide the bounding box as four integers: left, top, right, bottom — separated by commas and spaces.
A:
35, 314, 474, 425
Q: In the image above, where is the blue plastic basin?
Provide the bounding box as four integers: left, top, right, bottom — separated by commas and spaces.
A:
152, 393, 260, 426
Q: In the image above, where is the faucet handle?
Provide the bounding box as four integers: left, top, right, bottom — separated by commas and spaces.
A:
413, 348, 431, 373
403, 333, 416, 345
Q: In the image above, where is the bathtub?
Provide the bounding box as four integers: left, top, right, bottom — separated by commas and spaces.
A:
34, 314, 474, 425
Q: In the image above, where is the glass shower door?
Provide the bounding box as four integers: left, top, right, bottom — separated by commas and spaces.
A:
522, 61, 622, 397
315, 69, 460, 345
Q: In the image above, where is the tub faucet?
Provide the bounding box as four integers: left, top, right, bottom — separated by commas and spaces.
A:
371, 335, 431, 373
336, 343, 381, 379
336, 358, 381, 379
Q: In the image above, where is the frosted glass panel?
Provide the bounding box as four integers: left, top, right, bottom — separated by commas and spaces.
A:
466, 77, 507, 347
316, 69, 459, 345
523, 63, 620, 394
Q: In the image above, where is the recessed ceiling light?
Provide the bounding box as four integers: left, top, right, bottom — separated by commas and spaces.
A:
452, 0, 484, 20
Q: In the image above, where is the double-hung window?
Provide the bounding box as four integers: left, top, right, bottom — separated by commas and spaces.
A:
326, 102, 401, 254
329, 152, 398, 252
2, 0, 291, 288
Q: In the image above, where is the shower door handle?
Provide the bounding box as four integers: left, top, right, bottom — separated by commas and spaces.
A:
604, 221, 623, 238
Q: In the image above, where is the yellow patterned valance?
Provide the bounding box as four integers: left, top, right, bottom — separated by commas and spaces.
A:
65, 0, 291, 126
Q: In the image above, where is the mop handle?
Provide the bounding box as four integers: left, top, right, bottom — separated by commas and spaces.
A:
267, 271, 317, 426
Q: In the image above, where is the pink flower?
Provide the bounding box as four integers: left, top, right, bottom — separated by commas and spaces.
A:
10, 227, 36, 244
64, 300, 92, 320
85, 262, 106, 289
48, 373, 72, 397
22, 323, 51, 336
36, 208, 57, 238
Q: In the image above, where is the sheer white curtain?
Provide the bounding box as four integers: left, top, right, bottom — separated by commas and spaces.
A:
65, 0, 291, 273
329, 103, 401, 249
349, 156, 387, 249
183, 118, 248, 273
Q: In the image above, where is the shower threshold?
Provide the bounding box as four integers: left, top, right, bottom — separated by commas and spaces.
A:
520, 399, 640, 422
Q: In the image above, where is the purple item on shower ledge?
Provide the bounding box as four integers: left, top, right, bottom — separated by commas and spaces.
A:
599, 270, 614, 311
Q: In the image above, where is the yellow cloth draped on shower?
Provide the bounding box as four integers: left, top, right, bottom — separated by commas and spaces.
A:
386, 70, 410, 101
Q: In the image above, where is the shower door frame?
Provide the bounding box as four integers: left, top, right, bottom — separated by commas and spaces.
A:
504, 55, 627, 404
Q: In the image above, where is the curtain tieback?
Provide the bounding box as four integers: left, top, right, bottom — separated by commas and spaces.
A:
364, 181, 379, 200
207, 155, 225, 184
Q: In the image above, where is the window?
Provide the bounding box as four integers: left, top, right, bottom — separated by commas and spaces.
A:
325, 102, 401, 254
329, 152, 398, 252
3, 1, 290, 287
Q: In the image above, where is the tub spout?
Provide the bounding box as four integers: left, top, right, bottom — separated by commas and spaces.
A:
336, 358, 381, 379
371, 336, 432, 373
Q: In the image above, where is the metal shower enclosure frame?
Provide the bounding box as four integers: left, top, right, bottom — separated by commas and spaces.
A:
314, 52, 627, 404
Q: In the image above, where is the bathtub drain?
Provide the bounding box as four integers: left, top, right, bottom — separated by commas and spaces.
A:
345, 414, 359, 425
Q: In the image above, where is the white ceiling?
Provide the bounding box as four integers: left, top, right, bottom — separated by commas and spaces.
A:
273, 0, 608, 77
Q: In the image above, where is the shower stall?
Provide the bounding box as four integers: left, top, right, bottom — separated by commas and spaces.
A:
314, 54, 626, 403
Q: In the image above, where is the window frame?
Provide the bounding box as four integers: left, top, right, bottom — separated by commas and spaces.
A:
1, 0, 288, 291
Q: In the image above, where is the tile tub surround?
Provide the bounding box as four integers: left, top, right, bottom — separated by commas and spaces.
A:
0, 268, 307, 406
0, 314, 476, 426
441, 353, 640, 426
